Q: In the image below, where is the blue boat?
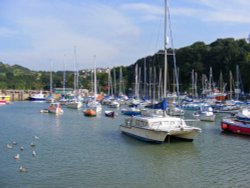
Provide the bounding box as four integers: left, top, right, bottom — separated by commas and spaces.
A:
121, 107, 141, 116
29, 92, 46, 101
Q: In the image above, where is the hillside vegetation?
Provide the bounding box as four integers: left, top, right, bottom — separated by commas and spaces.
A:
1, 38, 250, 94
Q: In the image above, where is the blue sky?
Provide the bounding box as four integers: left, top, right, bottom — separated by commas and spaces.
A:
0, 0, 250, 71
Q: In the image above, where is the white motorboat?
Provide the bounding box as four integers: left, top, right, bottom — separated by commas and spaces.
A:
66, 99, 82, 109
120, 115, 201, 143
109, 100, 120, 108
193, 110, 215, 122
29, 91, 46, 101
193, 105, 215, 122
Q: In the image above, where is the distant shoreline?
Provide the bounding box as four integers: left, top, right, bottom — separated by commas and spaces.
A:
0, 90, 50, 101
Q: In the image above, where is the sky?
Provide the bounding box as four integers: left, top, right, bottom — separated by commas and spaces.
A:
0, 0, 250, 71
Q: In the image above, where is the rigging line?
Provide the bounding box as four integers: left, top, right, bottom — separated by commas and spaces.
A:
153, 14, 164, 54
167, 4, 180, 100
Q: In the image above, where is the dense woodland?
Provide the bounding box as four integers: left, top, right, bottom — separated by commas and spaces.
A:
1, 38, 250, 95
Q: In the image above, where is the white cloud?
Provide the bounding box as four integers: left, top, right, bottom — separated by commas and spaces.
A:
1, 0, 249, 71
181, 0, 250, 23
121, 3, 162, 16
0, 0, 142, 70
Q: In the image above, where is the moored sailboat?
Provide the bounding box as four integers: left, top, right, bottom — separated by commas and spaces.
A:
48, 102, 63, 114
193, 105, 215, 122
119, 0, 201, 143
84, 55, 102, 116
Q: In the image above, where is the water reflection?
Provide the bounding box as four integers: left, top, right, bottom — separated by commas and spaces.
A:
1, 102, 250, 188
55, 115, 61, 128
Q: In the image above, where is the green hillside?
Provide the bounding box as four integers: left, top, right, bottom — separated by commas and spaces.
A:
1, 38, 250, 95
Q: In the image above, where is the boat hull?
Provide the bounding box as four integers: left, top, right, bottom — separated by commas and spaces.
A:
167, 128, 200, 140
29, 97, 46, 101
0, 99, 7, 105
194, 114, 216, 122
121, 108, 141, 116
120, 124, 200, 143
201, 115, 215, 122
48, 103, 63, 114
66, 102, 82, 109
221, 119, 250, 135
84, 109, 97, 117
104, 111, 115, 117
120, 125, 167, 143
49, 108, 63, 114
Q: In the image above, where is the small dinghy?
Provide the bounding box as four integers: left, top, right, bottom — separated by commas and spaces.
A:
83, 109, 97, 117
40, 109, 49, 113
104, 110, 115, 118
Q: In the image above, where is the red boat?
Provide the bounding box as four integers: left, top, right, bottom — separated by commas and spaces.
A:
221, 119, 250, 135
221, 108, 250, 135
83, 109, 97, 117
0, 99, 7, 105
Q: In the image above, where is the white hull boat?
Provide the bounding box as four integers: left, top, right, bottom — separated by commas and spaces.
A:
48, 102, 63, 114
109, 101, 120, 108
66, 100, 82, 109
193, 105, 216, 122
87, 101, 102, 112
193, 111, 216, 122
120, 116, 201, 143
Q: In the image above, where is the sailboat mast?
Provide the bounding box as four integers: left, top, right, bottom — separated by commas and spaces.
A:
107, 69, 111, 96
50, 62, 53, 95
73, 46, 78, 91
63, 62, 66, 96
153, 67, 156, 103
158, 68, 162, 100
119, 67, 122, 96
149, 66, 152, 100
135, 64, 139, 98
235, 65, 240, 100
191, 69, 195, 97
195, 72, 198, 98
144, 58, 147, 99
164, 0, 168, 101
162, 0, 168, 115
94, 55, 97, 98
209, 67, 213, 94
229, 71, 233, 100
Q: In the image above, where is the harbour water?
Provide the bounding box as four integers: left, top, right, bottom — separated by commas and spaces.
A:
1, 102, 250, 188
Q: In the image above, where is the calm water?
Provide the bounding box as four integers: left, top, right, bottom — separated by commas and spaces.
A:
0, 102, 250, 188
